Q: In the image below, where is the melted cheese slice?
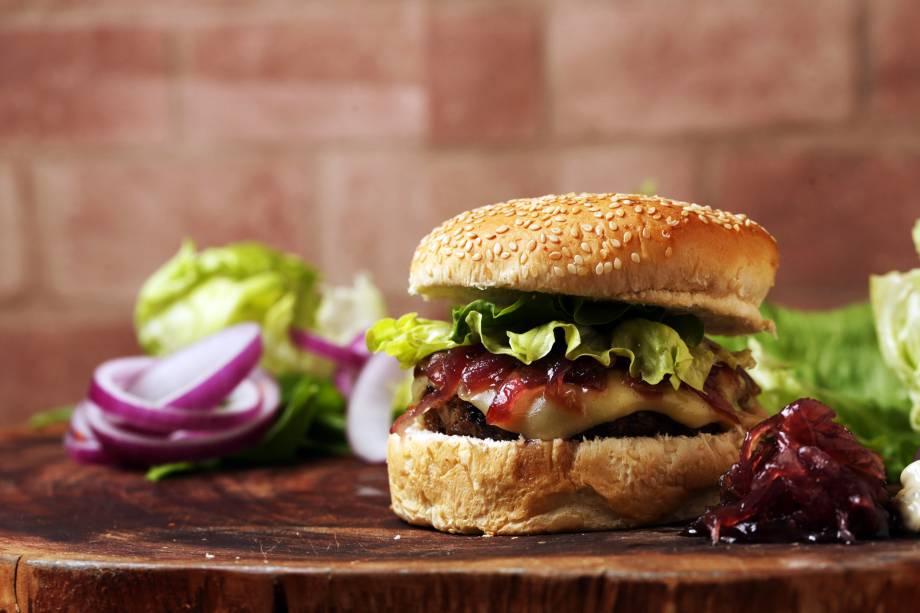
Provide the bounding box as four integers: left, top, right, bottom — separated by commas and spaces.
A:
457, 370, 730, 440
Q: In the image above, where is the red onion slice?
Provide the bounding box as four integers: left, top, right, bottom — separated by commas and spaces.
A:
65, 402, 115, 465
84, 372, 281, 465
290, 327, 368, 369
346, 353, 405, 463
129, 323, 262, 410
89, 357, 263, 433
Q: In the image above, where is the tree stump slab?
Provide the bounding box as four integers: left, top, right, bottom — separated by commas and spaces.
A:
1, 427, 918, 612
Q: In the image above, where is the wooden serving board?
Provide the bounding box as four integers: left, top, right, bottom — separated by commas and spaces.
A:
0, 426, 918, 613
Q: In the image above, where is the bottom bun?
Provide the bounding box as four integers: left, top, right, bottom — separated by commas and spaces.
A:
387, 424, 744, 535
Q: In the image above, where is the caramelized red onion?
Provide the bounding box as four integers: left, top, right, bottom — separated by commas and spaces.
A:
686, 398, 892, 544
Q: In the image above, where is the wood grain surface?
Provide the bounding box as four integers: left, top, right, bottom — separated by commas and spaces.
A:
0, 426, 918, 613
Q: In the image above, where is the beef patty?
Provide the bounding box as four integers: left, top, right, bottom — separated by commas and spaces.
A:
422, 396, 722, 441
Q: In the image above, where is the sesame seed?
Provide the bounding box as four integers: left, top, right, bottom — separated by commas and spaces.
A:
661, 230, 671, 239
698, 215, 709, 224
634, 206, 643, 214
529, 222, 542, 230
553, 265, 564, 276
622, 199, 633, 204
527, 239, 537, 251
580, 242, 592, 253
613, 257, 623, 270
648, 207, 657, 214
615, 209, 626, 218
539, 233, 547, 244
493, 243, 503, 255
454, 250, 466, 259
595, 263, 605, 275
603, 261, 613, 273
574, 255, 584, 265
549, 251, 562, 260
611, 239, 622, 249
641, 227, 651, 239
472, 253, 482, 261
567, 263, 577, 274
580, 223, 593, 232
550, 227, 563, 235
623, 231, 633, 243
495, 225, 510, 234
485, 233, 496, 240
547, 234, 561, 244
520, 253, 528, 264
570, 226, 581, 238
630, 252, 641, 264
500, 251, 511, 259
608, 222, 618, 231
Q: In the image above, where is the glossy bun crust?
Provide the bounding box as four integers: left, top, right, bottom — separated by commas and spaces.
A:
409, 193, 778, 334
387, 424, 745, 535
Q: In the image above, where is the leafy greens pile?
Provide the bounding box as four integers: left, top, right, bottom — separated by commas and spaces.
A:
368, 294, 734, 392
134, 241, 385, 480
719, 220, 920, 480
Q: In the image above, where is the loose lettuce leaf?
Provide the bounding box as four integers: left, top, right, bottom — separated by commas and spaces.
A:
145, 373, 346, 481
28, 405, 74, 429
871, 218, 920, 431
135, 242, 386, 376
367, 297, 715, 391
716, 302, 918, 480
136, 241, 321, 375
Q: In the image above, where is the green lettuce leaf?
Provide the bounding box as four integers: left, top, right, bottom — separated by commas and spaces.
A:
367, 297, 715, 391
715, 302, 918, 480
135, 241, 321, 375
135, 241, 386, 376
871, 218, 920, 431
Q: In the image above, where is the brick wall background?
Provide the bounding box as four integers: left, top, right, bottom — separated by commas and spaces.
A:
0, 0, 918, 424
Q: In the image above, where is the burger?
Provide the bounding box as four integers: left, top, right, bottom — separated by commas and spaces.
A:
367, 193, 778, 535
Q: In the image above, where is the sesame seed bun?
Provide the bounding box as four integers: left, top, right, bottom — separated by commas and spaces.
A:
387, 423, 745, 535
409, 193, 778, 334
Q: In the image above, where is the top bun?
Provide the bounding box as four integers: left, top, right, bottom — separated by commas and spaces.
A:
409, 193, 778, 335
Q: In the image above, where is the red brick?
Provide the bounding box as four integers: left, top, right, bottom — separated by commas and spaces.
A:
0, 314, 137, 426
183, 83, 425, 143
550, 0, 854, 136
869, 0, 920, 118
428, 151, 557, 216
428, 4, 543, 144
190, 9, 422, 84
183, 6, 425, 143
35, 158, 317, 302
316, 152, 440, 316
0, 166, 24, 299
0, 26, 171, 143
711, 147, 920, 308
557, 147, 698, 202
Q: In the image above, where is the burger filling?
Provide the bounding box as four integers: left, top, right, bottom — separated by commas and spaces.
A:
368, 293, 765, 441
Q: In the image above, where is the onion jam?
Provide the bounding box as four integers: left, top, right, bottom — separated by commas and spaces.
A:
392, 345, 755, 437
686, 398, 892, 544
